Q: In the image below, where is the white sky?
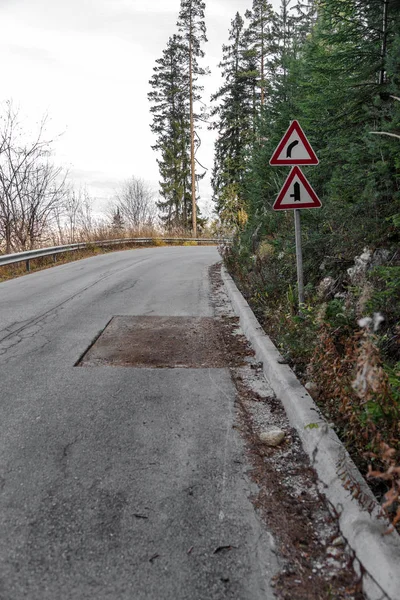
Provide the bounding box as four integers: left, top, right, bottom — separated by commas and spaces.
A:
0, 0, 281, 216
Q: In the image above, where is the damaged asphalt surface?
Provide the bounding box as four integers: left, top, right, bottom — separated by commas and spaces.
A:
0, 247, 362, 599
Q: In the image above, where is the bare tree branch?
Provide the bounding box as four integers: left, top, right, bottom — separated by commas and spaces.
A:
369, 131, 400, 140
0, 102, 68, 252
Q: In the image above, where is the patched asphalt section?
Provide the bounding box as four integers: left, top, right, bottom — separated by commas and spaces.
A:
77, 316, 228, 368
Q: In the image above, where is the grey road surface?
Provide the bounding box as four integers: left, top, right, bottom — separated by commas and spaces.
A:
0, 247, 277, 600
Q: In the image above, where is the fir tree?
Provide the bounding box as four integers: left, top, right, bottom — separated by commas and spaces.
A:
211, 12, 256, 227
148, 35, 192, 230
111, 207, 124, 234
244, 0, 275, 110
176, 0, 209, 236
230, 0, 400, 288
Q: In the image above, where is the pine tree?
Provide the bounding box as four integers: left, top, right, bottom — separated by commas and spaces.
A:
244, 0, 275, 110
267, 0, 301, 119
211, 12, 256, 227
148, 35, 192, 230
176, 0, 209, 237
233, 0, 400, 290
297, 0, 400, 244
111, 207, 124, 234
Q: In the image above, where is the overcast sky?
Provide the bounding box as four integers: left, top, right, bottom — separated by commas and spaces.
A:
0, 0, 281, 216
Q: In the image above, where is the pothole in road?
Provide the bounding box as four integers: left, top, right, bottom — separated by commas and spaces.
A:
76, 316, 237, 368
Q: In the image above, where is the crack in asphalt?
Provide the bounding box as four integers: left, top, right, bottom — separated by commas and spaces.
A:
0, 257, 148, 358
59, 435, 81, 478
0, 328, 53, 362
0, 317, 55, 362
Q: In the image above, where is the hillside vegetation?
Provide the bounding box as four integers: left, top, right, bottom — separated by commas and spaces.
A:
211, 0, 399, 527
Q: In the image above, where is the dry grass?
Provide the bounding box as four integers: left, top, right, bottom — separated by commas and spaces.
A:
0, 246, 111, 282
0, 235, 220, 283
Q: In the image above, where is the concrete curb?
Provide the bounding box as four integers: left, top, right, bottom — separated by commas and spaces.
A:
221, 266, 400, 600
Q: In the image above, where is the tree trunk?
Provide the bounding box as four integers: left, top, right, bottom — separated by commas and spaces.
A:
5, 222, 12, 254
189, 33, 197, 238
380, 0, 389, 85
261, 8, 265, 108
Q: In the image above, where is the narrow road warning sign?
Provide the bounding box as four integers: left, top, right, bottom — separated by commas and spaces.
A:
269, 120, 319, 166
273, 166, 322, 210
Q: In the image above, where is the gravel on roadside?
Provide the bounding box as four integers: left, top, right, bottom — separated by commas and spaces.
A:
210, 262, 365, 600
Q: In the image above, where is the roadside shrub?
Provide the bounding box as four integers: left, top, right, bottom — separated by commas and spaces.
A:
367, 265, 400, 364
151, 238, 166, 247
308, 316, 399, 473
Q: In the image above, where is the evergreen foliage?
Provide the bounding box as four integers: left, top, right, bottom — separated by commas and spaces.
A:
177, 0, 208, 63
244, 0, 275, 109
214, 0, 400, 287
176, 0, 210, 236
214, 0, 400, 475
111, 207, 124, 233
148, 0, 209, 233
148, 35, 192, 230
210, 12, 256, 227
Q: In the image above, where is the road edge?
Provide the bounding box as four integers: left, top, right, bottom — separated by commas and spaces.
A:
221, 265, 400, 600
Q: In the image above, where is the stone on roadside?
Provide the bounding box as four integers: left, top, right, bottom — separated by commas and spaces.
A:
317, 276, 336, 300
327, 546, 342, 557
331, 536, 345, 547
259, 429, 285, 447
305, 381, 320, 399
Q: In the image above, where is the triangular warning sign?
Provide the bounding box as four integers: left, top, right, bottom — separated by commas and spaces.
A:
269, 120, 319, 166
273, 167, 322, 210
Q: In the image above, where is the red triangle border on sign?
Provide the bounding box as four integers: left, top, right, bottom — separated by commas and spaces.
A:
269, 120, 319, 166
273, 167, 322, 210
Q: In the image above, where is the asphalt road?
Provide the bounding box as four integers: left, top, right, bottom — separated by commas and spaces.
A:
0, 247, 278, 600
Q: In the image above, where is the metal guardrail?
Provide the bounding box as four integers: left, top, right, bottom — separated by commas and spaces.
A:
0, 237, 230, 272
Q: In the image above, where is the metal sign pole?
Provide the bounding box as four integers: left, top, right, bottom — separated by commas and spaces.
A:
294, 209, 305, 306
269, 120, 321, 309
